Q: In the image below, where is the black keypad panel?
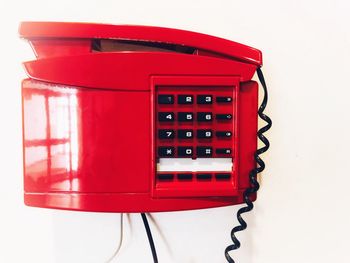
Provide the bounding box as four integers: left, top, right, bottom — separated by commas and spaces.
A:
197, 112, 212, 122
158, 129, 175, 139
197, 129, 212, 139
178, 112, 193, 122
158, 112, 175, 122
158, 95, 174, 104
178, 129, 193, 139
158, 146, 175, 157
197, 146, 213, 157
156, 87, 234, 160
178, 146, 193, 157
178, 95, 193, 104
216, 96, 232, 103
197, 95, 213, 104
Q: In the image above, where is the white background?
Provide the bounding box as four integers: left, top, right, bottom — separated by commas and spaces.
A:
1, 0, 350, 262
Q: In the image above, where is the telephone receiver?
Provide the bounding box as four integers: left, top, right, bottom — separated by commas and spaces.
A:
20, 22, 271, 263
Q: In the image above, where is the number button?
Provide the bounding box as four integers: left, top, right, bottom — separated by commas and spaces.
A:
178, 129, 193, 139
178, 147, 193, 157
197, 129, 212, 139
216, 96, 232, 103
158, 129, 175, 139
216, 131, 232, 138
216, 114, 232, 120
178, 95, 193, 104
158, 112, 175, 122
197, 146, 213, 157
158, 95, 174, 104
178, 112, 193, 122
158, 147, 175, 157
197, 112, 212, 122
197, 95, 212, 104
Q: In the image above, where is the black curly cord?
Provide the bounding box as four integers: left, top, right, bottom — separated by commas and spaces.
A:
224, 67, 272, 263
141, 213, 159, 263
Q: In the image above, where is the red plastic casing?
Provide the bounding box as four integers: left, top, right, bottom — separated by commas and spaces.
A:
20, 22, 261, 212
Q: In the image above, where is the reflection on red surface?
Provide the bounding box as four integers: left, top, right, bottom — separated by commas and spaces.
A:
22, 79, 151, 196
23, 82, 80, 192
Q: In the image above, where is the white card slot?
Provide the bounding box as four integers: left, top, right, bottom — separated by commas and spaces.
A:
157, 158, 233, 172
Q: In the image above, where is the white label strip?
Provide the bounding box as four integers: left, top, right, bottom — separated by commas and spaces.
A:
157, 158, 233, 172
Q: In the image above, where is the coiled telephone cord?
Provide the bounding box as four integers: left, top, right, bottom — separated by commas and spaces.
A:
224, 67, 272, 263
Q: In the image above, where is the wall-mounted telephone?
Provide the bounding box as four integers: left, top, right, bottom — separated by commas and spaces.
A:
20, 22, 271, 263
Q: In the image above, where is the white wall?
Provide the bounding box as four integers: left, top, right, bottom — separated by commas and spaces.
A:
1, 0, 350, 262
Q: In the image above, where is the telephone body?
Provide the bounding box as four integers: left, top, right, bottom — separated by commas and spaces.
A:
20, 22, 262, 212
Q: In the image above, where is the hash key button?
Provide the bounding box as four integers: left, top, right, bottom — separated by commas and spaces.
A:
158, 147, 175, 157
197, 95, 212, 104
216, 148, 232, 154
178, 95, 193, 104
216, 114, 232, 120
158, 95, 174, 104
197, 146, 213, 157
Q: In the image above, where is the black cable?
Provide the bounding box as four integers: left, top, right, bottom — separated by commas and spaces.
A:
141, 213, 158, 263
224, 67, 272, 263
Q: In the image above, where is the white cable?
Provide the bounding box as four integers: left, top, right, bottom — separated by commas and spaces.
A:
105, 213, 124, 263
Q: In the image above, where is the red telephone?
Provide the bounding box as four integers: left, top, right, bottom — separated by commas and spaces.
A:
20, 22, 271, 262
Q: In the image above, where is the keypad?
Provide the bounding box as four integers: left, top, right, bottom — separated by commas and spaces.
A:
156, 87, 234, 159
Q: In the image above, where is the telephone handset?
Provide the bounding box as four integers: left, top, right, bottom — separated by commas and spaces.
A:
20, 22, 271, 263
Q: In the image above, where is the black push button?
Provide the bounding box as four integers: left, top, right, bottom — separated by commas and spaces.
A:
197, 95, 212, 104
178, 95, 193, 104
197, 129, 212, 139
178, 112, 193, 122
178, 146, 193, 157
178, 173, 192, 180
196, 146, 213, 157
158, 129, 175, 139
216, 131, 232, 138
215, 173, 231, 180
158, 173, 174, 180
216, 96, 232, 103
197, 112, 212, 122
158, 95, 174, 104
178, 129, 193, 139
216, 148, 232, 154
197, 173, 212, 180
158, 147, 175, 157
216, 114, 232, 120
158, 112, 175, 122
